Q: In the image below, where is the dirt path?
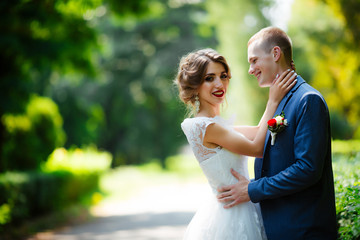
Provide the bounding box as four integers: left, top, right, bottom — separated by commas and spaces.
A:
48, 183, 210, 240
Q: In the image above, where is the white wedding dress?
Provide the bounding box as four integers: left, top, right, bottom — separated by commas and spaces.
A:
181, 116, 267, 240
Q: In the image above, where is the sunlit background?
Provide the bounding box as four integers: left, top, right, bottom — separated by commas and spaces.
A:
0, 0, 359, 239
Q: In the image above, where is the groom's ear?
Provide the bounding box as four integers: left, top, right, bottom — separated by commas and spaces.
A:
272, 46, 281, 62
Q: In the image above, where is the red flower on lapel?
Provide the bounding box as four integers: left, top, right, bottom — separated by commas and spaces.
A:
267, 111, 288, 145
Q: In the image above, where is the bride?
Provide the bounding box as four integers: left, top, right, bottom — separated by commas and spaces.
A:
174, 48, 296, 239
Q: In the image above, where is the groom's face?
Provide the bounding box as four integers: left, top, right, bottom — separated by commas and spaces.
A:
247, 40, 277, 87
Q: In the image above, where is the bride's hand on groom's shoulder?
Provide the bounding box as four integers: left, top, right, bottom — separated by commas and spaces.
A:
269, 69, 297, 104
216, 168, 250, 209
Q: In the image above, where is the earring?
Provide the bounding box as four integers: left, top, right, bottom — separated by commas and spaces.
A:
195, 95, 200, 113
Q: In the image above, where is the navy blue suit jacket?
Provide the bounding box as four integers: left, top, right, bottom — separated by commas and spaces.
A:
248, 76, 337, 240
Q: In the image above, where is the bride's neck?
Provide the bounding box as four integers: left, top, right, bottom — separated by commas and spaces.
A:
196, 105, 220, 118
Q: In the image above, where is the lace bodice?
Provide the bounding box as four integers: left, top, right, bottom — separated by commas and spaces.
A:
181, 116, 231, 163
181, 116, 249, 188
181, 116, 266, 240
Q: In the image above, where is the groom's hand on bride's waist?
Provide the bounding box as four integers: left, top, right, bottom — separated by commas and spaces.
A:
216, 168, 250, 209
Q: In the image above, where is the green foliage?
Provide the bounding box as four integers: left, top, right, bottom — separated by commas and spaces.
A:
1, 95, 65, 172
330, 111, 355, 139
105, 0, 150, 18
205, 0, 272, 124
288, 0, 360, 139
42, 146, 112, 174
332, 139, 360, 155
51, 0, 219, 167
336, 182, 360, 240
333, 140, 360, 240
51, 81, 106, 147
0, 0, 100, 113
0, 147, 111, 234
0, 171, 70, 229
0, 0, 103, 177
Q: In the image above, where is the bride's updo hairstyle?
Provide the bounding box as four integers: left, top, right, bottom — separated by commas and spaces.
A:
174, 48, 231, 115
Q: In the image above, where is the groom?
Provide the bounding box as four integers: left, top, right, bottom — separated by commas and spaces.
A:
217, 27, 338, 239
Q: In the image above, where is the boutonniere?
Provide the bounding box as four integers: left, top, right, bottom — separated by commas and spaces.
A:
267, 111, 288, 145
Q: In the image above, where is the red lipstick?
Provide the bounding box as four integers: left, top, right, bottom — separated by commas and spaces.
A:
212, 90, 224, 98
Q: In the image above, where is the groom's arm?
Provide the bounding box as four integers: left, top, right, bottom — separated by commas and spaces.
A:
248, 93, 330, 202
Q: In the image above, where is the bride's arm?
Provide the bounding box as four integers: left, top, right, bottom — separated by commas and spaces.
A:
233, 103, 277, 141
233, 126, 258, 141
205, 70, 297, 157
206, 100, 280, 157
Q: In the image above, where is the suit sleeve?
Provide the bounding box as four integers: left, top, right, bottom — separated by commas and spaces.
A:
248, 93, 330, 203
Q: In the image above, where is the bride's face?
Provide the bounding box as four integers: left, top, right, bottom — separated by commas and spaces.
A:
197, 61, 229, 108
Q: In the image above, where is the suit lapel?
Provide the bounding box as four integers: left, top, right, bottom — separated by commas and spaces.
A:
262, 95, 287, 153
262, 76, 305, 155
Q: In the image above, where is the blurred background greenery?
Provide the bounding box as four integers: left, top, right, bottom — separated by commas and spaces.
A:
0, 0, 359, 239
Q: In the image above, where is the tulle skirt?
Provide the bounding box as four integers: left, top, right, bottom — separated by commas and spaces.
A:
183, 194, 267, 240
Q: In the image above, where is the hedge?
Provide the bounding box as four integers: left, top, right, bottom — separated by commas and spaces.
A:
1, 95, 65, 172
333, 140, 360, 240
0, 146, 111, 235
